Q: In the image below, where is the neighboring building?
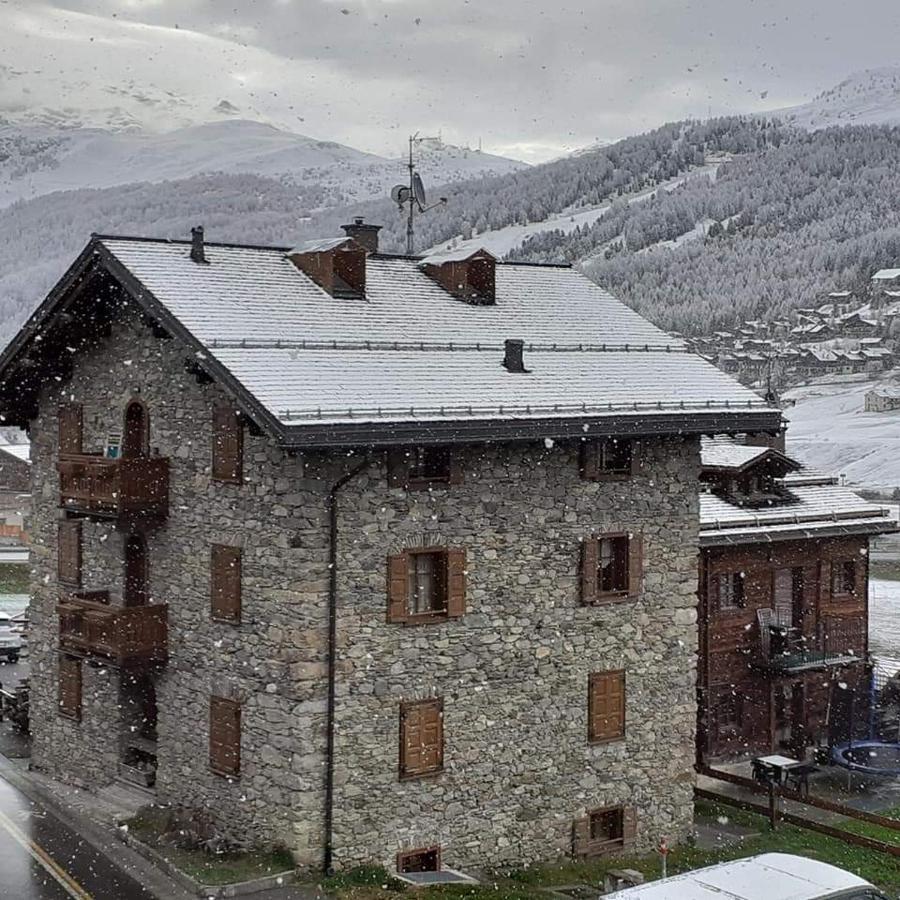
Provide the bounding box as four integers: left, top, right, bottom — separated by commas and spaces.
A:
865, 387, 900, 412
0, 443, 30, 537
696, 438, 897, 764
0, 226, 779, 873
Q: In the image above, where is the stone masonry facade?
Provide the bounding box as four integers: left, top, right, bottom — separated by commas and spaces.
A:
28, 303, 701, 871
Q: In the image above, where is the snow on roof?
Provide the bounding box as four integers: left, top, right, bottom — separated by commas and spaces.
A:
0, 444, 29, 463
287, 237, 351, 255
419, 246, 497, 265
701, 438, 799, 472
872, 268, 900, 280
98, 238, 774, 434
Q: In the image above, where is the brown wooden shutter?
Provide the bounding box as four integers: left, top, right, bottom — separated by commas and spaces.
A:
58, 404, 83, 455
211, 544, 242, 623
622, 806, 638, 845
387, 552, 409, 623
399, 698, 443, 778
212, 403, 243, 483
209, 696, 241, 776
627, 532, 644, 599
58, 520, 82, 586
446, 549, 466, 618
589, 670, 626, 742
58, 654, 82, 720
629, 440, 642, 475
572, 816, 590, 856
387, 449, 410, 489
581, 537, 599, 605
580, 440, 599, 481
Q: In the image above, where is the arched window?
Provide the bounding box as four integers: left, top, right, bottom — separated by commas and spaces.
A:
124, 532, 149, 607
122, 399, 149, 459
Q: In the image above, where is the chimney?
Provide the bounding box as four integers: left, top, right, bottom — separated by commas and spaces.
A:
420, 248, 497, 305
287, 238, 366, 299
341, 218, 381, 254
190, 226, 208, 264
502, 339, 528, 373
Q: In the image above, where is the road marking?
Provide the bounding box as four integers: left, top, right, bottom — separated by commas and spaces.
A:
0, 807, 93, 899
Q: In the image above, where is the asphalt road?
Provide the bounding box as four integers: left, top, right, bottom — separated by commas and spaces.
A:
0, 770, 155, 899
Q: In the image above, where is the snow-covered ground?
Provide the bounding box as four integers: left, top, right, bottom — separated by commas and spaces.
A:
870, 578, 900, 677
783, 375, 900, 491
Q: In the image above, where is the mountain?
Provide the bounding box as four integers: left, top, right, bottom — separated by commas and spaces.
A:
774, 68, 900, 130
0, 120, 524, 210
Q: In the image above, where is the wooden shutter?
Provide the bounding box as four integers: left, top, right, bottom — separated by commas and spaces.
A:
572, 816, 590, 856
627, 533, 643, 599
387, 552, 409, 623
212, 403, 243, 483
581, 537, 599, 605
58, 404, 83, 455
58, 655, 82, 720
209, 696, 241, 776
57, 520, 82, 586
211, 544, 242, 623
399, 698, 443, 778
387, 449, 410, 489
622, 806, 638, 845
589, 670, 626, 742
580, 441, 599, 481
629, 441, 642, 476
446, 549, 466, 618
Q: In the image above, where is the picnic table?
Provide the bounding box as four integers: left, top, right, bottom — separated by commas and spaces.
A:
751, 754, 818, 797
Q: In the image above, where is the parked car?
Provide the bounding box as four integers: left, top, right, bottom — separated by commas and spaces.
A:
603, 853, 886, 899
0, 612, 23, 662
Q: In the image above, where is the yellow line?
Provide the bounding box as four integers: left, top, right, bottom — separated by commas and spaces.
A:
0, 807, 93, 900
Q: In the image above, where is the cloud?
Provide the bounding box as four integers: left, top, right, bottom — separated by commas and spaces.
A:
9, 0, 900, 160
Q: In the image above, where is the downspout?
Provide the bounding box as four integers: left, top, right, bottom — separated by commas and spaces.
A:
323, 457, 370, 875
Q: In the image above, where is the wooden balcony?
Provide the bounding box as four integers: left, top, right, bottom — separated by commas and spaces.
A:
58, 453, 169, 520
758, 619, 866, 674
58, 592, 167, 666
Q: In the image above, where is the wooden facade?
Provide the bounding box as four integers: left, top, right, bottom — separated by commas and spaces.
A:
697, 535, 869, 763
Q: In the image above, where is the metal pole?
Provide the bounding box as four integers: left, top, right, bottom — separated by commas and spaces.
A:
406, 134, 415, 255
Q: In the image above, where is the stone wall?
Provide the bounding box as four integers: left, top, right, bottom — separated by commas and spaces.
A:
27, 301, 701, 872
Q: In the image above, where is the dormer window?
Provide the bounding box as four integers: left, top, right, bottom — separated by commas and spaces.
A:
287, 237, 366, 299
419, 248, 497, 305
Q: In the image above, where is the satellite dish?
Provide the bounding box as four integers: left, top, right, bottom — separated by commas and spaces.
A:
391, 184, 411, 207
412, 172, 427, 208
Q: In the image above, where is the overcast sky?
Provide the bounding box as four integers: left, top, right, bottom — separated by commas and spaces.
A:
4, 0, 900, 162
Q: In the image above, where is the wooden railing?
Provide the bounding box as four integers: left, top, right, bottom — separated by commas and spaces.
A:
58, 593, 167, 665
762, 619, 866, 672
58, 453, 169, 519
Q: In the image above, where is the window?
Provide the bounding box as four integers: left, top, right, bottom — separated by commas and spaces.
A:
387, 548, 466, 623
387, 446, 462, 489
581, 533, 643, 604
588, 670, 626, 743
58, 520, 82, 586
715, 691, 742, 737
399, 698, 443, 779
581, 439, 637, 480
573, 805, 636, 857
58, 654, 82, 720
397, 846, 441, 874
832, 560, 857, 596
713, 572, 745, 610
209, 696, 241, 777
211, 544, 242, 623
212, 402, 243, 483
58, 403, 83, 455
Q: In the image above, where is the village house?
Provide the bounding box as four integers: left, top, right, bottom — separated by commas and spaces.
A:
0, 224, 781, 875
864, 386, 900, 412
696, 437, 897, 764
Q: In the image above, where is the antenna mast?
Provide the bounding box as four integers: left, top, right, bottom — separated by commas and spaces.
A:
391, 133, 448, 255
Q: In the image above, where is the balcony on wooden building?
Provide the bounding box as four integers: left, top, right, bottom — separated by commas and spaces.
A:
58, 591, 168, 666
58, 453, 169, 520
755, 615, 866, 673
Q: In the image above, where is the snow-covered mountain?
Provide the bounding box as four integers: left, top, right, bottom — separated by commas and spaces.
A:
0, 121, 525, 210
774, 68, 900, 130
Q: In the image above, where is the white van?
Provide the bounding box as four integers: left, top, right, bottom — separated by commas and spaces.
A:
603, 853, 887, 899
0, 612, 22, 662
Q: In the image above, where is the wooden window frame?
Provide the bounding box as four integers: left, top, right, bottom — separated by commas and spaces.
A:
712, 571, 745, 612
399, 698, 444, 780
573, 805, 636, 857
714, 690, 743, 738
212, 402, 244, 484
57, 519, 82, 587
58, 403, 83, 456
581, 439, 639, 481
396, 846, 441, 874
58, 654, 82, 721
831, 559, 857, 598
588, 670, 626, 744
387, 446, 463, 491
209, 696, 241, 777
581, 532, 643, 605
387, 548, 466, 624
210, 544, 242, 624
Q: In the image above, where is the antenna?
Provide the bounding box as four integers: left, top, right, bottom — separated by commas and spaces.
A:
390, 132, 448, 255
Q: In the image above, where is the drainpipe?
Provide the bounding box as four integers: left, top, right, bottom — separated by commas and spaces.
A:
323, 457, 370, 875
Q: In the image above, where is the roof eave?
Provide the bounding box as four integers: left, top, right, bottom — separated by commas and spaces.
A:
700, 519, 900, 547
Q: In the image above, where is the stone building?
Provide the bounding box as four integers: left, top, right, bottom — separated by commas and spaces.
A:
696, 437, 897, 764
0, 226, 780, 875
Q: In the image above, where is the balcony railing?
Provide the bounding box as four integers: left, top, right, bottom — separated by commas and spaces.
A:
58, 592, 167, 666
761, 619, 866, 673
58, 453, 169, 519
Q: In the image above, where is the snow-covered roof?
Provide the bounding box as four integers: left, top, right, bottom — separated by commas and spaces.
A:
0, 235, 780, 447
419, 246, 496, 265
287, 237, 352, 255
0, 444, 29, 463
701, 438, 799, 472
872, 268, 900, 280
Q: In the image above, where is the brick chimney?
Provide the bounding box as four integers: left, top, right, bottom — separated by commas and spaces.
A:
190, 226, 208, 264
341, 218, 381, 254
